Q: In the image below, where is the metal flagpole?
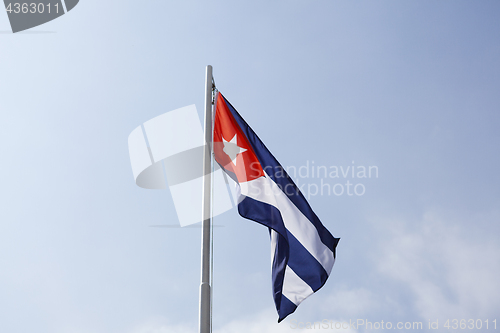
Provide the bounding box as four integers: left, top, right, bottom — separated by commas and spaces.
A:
199, 65, 213, 333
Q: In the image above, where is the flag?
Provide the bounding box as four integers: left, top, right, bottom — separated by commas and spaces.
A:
213, 92, 340, 322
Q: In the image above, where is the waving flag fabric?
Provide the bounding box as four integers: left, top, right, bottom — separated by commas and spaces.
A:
213, 92, 340, 322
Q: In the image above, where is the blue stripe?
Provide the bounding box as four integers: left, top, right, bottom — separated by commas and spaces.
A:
278, 296, 297, 323
221, 95, 339, 253
286, 231, 329, 291
238, 196, 331, 321
238, 196, 290, 319
270, 228, 288, 319
237, 196, 288, 237
239, 197, 328, 290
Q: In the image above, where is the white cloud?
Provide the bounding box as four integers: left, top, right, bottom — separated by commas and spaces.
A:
128, 317, 196, 333
129, 309, 358, 333
128, 209, 500, 333
215, 310, 293, 333
373, 210, 500, 321
319, 286, 377, 319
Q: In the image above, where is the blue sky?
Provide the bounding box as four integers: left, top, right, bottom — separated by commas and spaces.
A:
1, 1, 499, 332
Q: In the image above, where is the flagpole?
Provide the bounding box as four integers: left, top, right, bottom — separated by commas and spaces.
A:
199, 65, 213, 333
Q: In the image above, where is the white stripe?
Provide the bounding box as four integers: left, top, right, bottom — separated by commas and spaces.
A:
239, 173, 335, 274
270, 229, 278, 267
282, 265, 314, 306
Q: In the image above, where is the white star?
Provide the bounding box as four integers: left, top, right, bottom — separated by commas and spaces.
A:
222, 134, 247, 166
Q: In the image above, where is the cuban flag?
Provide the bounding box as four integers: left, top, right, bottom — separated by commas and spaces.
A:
213, 92, 340, 322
